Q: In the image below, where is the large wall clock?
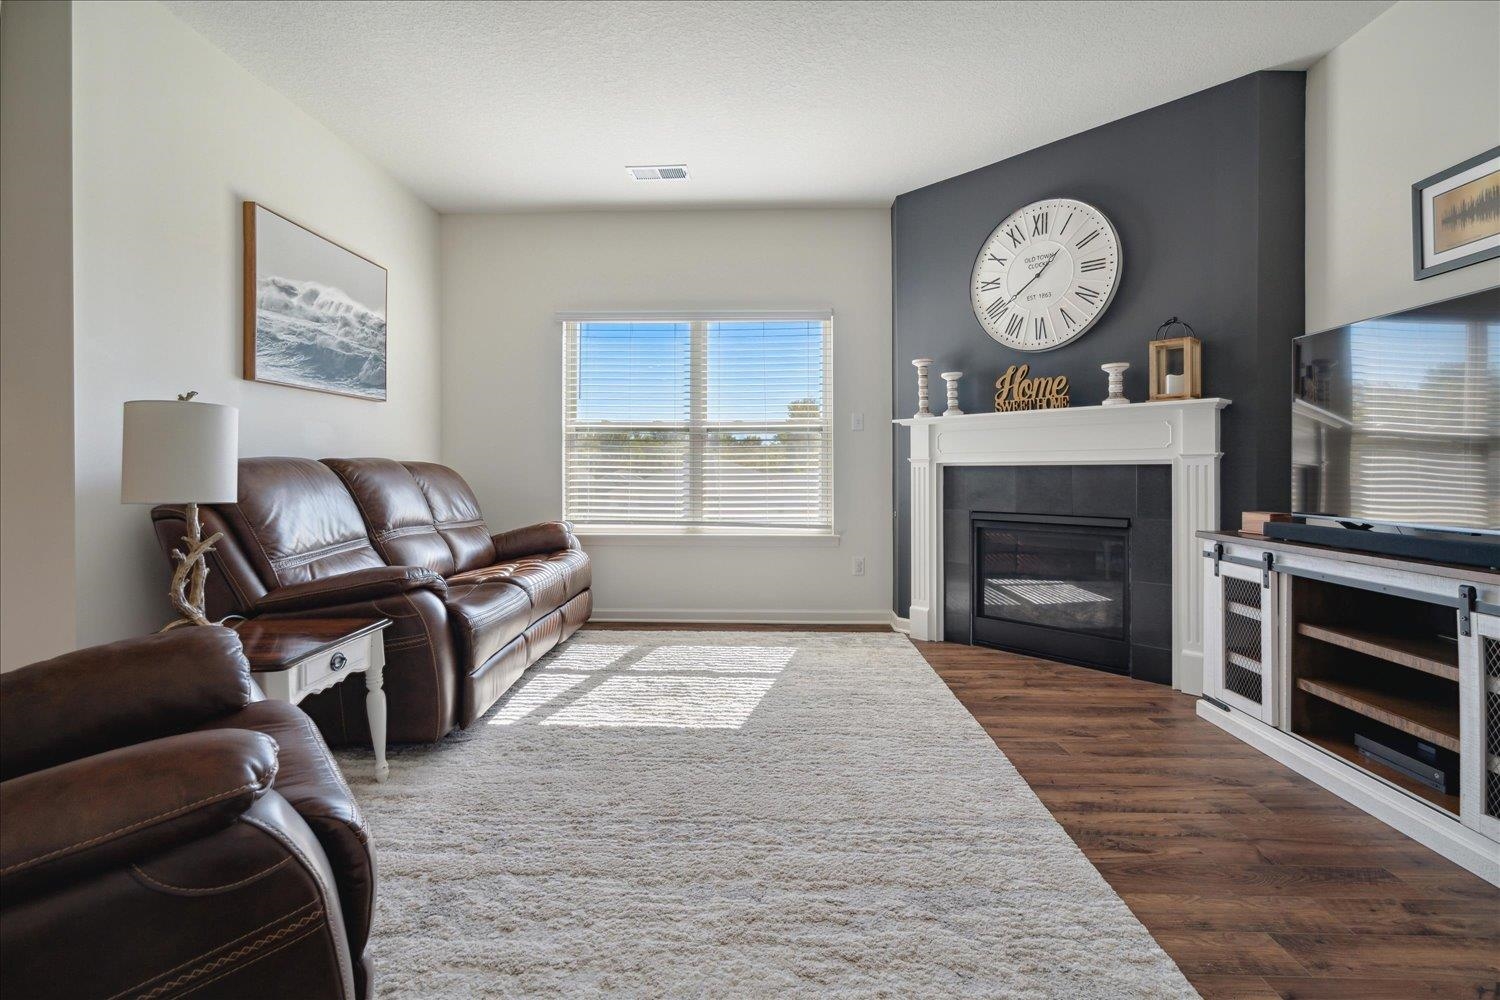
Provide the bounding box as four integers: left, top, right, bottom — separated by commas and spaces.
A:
970, 198, 1122, 352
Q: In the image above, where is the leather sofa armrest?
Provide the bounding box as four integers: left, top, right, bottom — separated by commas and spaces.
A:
0, 627, 254, 780
491, 520, 579, 560
0, 729, 278, 901
253, 565, 447, 614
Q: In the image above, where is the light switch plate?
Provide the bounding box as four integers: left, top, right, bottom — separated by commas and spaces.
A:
850, 413, 864, 431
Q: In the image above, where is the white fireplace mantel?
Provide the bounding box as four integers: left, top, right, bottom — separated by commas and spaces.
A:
897, 397, 1230, 694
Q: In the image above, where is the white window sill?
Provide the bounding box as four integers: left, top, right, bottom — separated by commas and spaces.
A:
573, 527, 842, 547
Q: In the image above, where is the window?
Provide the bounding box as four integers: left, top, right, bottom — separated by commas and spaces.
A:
562, 312, 833, 534
1346, 317, 1498, 529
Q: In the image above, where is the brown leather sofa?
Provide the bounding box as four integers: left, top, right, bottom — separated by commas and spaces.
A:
0, 627, 375, 999
152, 458, 592, 744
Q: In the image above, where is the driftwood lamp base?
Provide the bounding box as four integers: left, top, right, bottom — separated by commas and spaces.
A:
161, 501, 223, 631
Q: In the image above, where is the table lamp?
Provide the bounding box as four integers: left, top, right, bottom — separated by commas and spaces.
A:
121, 392, 239, 629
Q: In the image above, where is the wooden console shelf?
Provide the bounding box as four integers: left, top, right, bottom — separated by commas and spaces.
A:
1198, 529, 1500, 885
1301, 734, 1459, 814
1296, 677, 1460, 752
1226, 651, 1263, 674
1226, 600, 1261, 621
1295, 622, 1459, 681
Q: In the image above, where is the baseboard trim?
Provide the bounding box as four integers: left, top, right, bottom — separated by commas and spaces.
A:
591, 608, 894, 626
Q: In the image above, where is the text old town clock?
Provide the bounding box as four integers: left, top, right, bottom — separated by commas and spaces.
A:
970, 198, 1122, 351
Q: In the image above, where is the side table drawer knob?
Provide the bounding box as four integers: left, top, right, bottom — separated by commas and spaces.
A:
330, 651, 348, 672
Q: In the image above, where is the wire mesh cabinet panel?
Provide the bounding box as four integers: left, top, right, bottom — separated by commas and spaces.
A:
1203, 557, 1278, 724
1459, 612, 1500, 843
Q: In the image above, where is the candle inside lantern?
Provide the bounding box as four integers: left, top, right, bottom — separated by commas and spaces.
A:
1164, 373, 1185, 396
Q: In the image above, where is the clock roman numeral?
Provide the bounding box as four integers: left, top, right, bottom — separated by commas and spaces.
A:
1060, 306, 1078, 330
1075, 285, 1101, 305
1031, 211, 1049, 237
987, 253, 1008, 266
978, 277, 1005, 292
1005, 225, 1025, 248
985, 297, 1008, 321
1076, 229, 1100, 249
1034, 316, 1047, 341
1079, 257, 1108, 272
1059, 211, 1074, 234
1005, 313, 1024, 339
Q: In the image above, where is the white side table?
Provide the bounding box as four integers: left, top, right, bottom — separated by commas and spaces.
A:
235, 617, 392, 782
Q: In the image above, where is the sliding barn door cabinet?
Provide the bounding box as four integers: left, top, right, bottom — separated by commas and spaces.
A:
1197, 531, 1500, 885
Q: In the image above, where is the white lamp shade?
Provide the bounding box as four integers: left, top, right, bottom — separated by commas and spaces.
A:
121, 400, 239, 504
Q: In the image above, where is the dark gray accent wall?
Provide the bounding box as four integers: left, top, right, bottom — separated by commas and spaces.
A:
893, 72, 1305, 616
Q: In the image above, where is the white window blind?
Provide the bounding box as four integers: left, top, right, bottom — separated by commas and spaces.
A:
1347, 318, 1498, 529
562, 314, 833, 533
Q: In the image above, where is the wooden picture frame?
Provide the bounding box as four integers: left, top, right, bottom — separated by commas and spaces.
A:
1412, 147, 1500, 280
243, 202, 389, 401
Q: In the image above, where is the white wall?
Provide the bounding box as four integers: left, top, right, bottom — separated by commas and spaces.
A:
1, 1, 77, 670
1306, 0, 1500, 330
441, 209, 892, 622
70, 1, 442, 644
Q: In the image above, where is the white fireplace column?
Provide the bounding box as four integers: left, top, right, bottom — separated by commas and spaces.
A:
897, 398, 1229, 695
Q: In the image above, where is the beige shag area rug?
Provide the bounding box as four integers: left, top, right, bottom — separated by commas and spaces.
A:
337, 630, 1197, 999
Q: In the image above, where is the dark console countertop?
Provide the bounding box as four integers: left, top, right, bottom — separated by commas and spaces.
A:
1196, 530, 1500, 584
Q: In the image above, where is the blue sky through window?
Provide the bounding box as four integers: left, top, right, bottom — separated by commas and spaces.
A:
574, 321, 826, 423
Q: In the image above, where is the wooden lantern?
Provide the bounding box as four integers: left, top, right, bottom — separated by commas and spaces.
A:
1148, 318, 1202, 401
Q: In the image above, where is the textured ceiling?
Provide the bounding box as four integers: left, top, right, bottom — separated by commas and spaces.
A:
163, 0, 1391, 212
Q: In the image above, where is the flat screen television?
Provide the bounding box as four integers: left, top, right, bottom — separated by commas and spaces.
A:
1279, 287, 1499, 566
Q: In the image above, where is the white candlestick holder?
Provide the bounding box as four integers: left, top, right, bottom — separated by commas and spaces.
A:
940, 371, 963, 416
911, 358, 935, 418
1101, 362, 1130, 406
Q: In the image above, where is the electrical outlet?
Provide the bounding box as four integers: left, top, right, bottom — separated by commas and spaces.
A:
852, 556, 866, 576
850, 412, 864, 431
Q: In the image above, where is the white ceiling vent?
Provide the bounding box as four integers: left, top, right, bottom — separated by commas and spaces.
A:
628, 164, 689, 181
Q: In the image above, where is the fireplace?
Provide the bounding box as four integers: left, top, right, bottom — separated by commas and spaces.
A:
941, 464, 1175, 684
900, 399, 1227, 692
972, 514, 1131, 673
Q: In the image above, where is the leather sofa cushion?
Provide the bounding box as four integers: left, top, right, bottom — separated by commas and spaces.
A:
0, 626, 253, 780
4, 794, 357, 1000
0, 729, 277, 901
325, 458, 500, 575
402, 462, 497, 572
443, 579, 532, 668
323, 458, 458, 574
198, 699, 375, 976
448, 549, 591, 616
225, 458, 386, 587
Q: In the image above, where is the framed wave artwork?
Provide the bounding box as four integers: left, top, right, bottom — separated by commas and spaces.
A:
243, 202, 388, 401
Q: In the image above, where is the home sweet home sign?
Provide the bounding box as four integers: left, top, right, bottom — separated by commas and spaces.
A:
993, 364, 1070, 412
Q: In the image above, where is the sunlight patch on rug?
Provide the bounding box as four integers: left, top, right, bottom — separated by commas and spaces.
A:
541, 674, 781, 729
630, 644, 796, 674
487, 672, 589, 726
541, 641, 635, 672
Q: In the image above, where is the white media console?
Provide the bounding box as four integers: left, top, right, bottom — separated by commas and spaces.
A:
1197, 530, 1500, 884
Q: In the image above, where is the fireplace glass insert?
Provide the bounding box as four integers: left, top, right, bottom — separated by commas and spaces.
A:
971, 513, 1130, 673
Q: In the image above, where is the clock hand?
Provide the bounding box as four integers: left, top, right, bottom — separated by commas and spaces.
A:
995, 251, 1060, 310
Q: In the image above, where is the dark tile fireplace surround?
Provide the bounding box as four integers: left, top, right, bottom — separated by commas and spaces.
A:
943, 464, 1173, 685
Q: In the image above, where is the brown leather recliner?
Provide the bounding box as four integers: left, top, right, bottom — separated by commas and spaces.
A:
152, 457, 592, 744
0, 627, 376, 999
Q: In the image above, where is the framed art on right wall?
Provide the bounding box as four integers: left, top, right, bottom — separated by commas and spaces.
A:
1412, 146, 1500, 280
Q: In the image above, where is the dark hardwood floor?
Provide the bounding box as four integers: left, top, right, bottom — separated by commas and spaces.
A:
915, 638, 1500, 1000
